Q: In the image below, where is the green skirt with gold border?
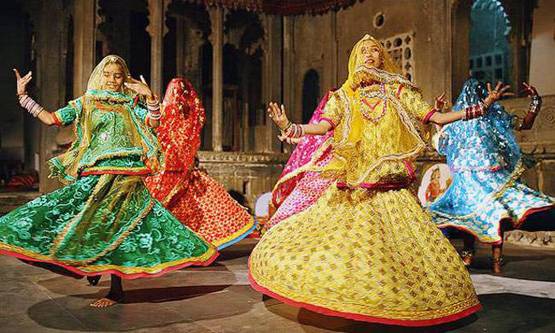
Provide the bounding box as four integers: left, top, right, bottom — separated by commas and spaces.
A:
0, 174, 218, 279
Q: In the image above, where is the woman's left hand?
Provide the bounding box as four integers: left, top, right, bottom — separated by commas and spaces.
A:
125, 75, 154, 99
434, 92, 447, 111
522, 82, 539, 98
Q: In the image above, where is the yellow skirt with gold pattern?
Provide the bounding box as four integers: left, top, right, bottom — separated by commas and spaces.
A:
249, 185, 480, 326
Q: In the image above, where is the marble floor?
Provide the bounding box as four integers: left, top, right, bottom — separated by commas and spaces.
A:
0, 239, 554, 333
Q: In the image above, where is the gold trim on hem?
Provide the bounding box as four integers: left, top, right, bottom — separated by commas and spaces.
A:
250, 271, 480, 321
0, 242, 217, 276
211, 217, 256, 248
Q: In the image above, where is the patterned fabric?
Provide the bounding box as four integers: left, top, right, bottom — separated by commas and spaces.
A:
266, 91, 335, 231
49, 89, 161, 183
0, 78, 217, 278
250, 186, 480, 324
319, 83, 431, 188
249, 35, 480, 326
0, 174, 217, 278
265, 167, 333, 231
145, 78, 254, 249
430, 78, 554, 243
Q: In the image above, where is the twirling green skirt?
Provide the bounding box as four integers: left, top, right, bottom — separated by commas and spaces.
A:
0, 174, 218, 279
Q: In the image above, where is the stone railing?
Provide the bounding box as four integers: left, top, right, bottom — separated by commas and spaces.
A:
197, 151, 289, 209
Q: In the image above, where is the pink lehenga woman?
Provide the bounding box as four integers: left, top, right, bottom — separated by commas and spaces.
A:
264, 91, 335, 231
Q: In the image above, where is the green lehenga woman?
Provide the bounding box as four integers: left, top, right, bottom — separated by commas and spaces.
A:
1, 55, 218, 307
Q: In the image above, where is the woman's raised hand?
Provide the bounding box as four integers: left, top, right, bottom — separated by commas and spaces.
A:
13, 68, 32, 96
434, 92, 447, 111
521, 82, 539, 98
267, 102, 290, 130
484, 81, 513, 106
125, 75, 154, 99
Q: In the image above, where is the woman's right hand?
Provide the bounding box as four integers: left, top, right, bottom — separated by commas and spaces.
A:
267, 102, 290, 130
484, 81, 513, 107
13, 68, 32, 96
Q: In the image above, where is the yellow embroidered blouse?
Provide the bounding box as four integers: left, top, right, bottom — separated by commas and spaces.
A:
320, 82, 434, 188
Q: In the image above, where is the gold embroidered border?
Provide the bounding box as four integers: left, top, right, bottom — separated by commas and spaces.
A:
432, 160, 526, 221
1, 242, 217, 275
250, 269, 479, 320
212, 216, 256, 248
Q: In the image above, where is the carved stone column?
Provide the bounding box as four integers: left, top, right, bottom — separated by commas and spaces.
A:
261, 14, 282, 153
208, 6, 224, 152
28, 0, 72, 192
147, 0, 169, 97
73, 0, 97, 96
328, 11, 338, 90
283, 16, 295, 120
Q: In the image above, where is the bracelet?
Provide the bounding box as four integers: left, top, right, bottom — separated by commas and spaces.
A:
148, 111, 162, 120
18, 94, 44, 117
529, 95, 542, 114
283, 123, 304, 138
463, 102, 485, 121
281, 121, 293, 132
147, 102, 160, 113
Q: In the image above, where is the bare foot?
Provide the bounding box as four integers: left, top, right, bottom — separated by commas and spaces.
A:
492, 262, 503, 275
90, 297, 119, 308
491, 256, 504, 275
90, 292, 123, 308
460, 250, 474, 267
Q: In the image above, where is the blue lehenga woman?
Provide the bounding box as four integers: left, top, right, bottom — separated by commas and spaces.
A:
430, 78, 554, 273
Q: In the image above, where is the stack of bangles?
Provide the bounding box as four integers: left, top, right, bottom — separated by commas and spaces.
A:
462, 102, 486, 121
146, 97, 161, 121
529, 95, 542, 114
18, 94, 44, 117
281, 121, 304, 138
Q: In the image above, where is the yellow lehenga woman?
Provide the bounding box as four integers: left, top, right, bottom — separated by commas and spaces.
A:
247, 35, 507, 326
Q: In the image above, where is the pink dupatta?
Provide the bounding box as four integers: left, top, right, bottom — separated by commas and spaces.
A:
265, 91, 335, 230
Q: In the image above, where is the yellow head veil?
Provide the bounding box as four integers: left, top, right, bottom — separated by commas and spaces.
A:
48, 55, 162, 183
86, 55, 135, 96
342, 34, 417, 94
318, 34, 428, 186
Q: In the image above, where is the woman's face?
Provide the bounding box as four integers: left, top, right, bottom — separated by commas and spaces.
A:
101, 63, 125, 92
357, 40, 383, 69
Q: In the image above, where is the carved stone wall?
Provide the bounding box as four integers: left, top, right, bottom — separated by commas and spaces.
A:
382, 32, 415, 81
197, 151, 288, 208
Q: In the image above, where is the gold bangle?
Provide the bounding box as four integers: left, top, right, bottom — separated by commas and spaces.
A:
282, 121, 293, 131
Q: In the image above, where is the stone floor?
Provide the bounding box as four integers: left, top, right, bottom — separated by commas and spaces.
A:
0, 239, 554, 333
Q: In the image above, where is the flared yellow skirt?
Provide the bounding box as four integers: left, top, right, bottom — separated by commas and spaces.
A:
249, 185, 480, 326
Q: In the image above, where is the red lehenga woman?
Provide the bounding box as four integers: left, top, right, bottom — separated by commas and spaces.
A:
144, 78, 255, 250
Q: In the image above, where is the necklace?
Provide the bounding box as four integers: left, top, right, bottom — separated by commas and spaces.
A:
359, 83, 387, 123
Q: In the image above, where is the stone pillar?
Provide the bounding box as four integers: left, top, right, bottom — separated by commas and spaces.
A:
283, 16, 295, 120
209, 6, 224, 152
184, 27, 205, 98
73, 0, 96, 96
175, 16, 186, 77
328, 11, 338, 89
33, 0, 71, 192
261, 14, 282, 153
450, 0, 471, 100
147, 0, 168, 97
281, 16, 295, 153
